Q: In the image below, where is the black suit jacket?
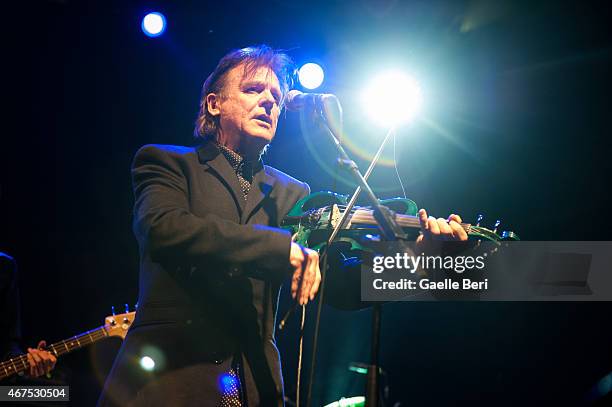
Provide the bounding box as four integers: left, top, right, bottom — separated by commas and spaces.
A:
99, 141, 309, 407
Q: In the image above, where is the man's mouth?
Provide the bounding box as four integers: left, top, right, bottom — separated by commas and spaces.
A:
254, 115, 272, 126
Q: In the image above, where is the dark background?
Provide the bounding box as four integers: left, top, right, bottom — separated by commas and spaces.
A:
2, 0, 611, 405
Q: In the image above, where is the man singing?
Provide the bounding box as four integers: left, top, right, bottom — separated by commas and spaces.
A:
99, 44, 466, 407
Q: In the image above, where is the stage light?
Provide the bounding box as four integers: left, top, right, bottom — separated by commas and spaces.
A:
298, 63, 324, 90
139, 356, 155, 371
141, 12, 166, 37
362, 70, 423, 126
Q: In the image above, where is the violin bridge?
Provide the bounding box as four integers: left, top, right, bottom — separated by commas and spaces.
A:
329, 204, 350, 229
328, 204, 339, 228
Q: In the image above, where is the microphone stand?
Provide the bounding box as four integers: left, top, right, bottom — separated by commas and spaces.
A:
304, 95, 409, 407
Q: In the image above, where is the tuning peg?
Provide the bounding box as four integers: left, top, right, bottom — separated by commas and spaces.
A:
476, 214, 484, 227
111, 306, 116, 316
493, 219, 501, 234
124, 303, 129, 313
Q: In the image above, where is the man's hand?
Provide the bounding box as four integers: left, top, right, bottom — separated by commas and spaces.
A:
289, 242, 321, 305
26, 340, 57, 378
416, 209, 468, 251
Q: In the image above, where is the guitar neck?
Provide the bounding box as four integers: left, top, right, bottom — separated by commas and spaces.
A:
0, 325, 108, 380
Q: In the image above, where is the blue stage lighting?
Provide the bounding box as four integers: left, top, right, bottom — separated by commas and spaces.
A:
142, 12, 166, 37
298, 63, 324, 90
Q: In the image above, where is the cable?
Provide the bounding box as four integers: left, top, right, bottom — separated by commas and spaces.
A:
295, 304, 306, 407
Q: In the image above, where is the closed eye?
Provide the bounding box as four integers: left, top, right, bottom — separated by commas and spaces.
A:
271, 91, 281, 104
243, 83, 281, 104
245, 85, 262, 93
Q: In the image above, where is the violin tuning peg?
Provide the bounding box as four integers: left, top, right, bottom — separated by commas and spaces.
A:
493, 219, 501, 233
476, 214, 484, 227
111, 305, 116, 316
125, 303, 129, 313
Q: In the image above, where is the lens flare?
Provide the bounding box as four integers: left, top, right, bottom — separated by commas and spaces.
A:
139, 356, 155, 371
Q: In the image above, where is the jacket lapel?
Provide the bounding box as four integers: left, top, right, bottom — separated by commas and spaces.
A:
197, 141, 246, 215
241, 165, 277, 225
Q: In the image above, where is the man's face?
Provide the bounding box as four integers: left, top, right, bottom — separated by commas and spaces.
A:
209, 64, 283, 149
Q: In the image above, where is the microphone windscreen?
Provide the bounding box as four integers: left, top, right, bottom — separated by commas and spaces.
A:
284, 90, 304, 111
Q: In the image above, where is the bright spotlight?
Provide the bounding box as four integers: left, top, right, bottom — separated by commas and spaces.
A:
362, 70, 423, 126
139, 356, 155, 371
298, 63, 325, 90
142, 12, 166, 37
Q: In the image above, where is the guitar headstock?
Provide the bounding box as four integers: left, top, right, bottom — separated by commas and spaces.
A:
104, 310, 136, 339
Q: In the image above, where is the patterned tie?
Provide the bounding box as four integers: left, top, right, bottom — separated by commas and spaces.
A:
219, 367, 243, 407
217, 144, 252, 200
215, 143, 248, 406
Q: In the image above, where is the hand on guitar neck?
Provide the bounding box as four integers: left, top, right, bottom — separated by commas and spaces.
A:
1, 311, 134, 381
25, 340, 57, 378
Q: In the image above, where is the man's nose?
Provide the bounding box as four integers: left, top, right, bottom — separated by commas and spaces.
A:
259, 90, 275, 111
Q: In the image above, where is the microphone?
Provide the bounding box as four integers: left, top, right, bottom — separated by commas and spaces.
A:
284, 90, 337, 111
